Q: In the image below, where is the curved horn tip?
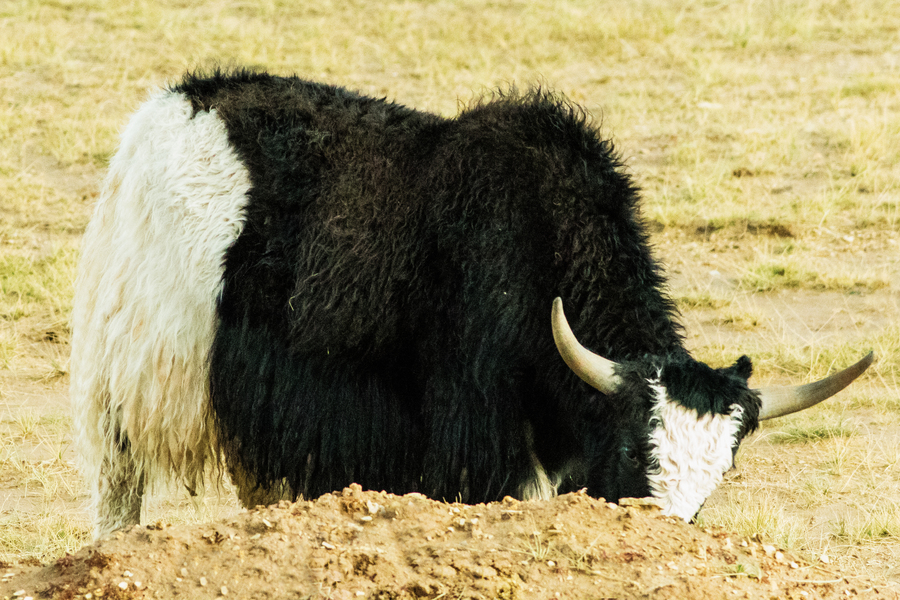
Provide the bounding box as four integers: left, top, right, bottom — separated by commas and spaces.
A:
552, 296, 564, 314
756, 350, 875, 421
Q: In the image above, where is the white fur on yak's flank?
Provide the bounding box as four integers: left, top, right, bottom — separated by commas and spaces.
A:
70, 91, 251, 538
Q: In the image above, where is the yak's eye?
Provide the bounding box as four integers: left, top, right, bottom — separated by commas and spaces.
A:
623, 445, 640, 466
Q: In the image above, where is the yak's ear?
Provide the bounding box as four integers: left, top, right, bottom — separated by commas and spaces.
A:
729, 355, 753, 380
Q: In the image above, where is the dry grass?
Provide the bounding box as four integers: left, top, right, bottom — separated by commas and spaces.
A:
0, 0, 898, 582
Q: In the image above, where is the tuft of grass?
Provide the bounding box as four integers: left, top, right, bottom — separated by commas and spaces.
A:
833, 503, 900, 544
13, 409, 41, 438
0, 327, 15, 369
796, 475, 832, 509
697, 489, 805, 552
0, 510, 90, 563
822, 437, 854, 477
711, 306, 767, 330
673, 290, 732, 310
770, 413, 857, 444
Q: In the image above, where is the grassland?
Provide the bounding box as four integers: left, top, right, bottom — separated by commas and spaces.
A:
0, 0, 898, 583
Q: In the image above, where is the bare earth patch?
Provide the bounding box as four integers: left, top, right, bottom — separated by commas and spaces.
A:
4, 485, 897, 600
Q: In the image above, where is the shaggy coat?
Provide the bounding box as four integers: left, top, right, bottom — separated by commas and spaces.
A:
72, 70, 761, 538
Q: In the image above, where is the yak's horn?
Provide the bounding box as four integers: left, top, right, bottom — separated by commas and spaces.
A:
551, 297, 621, 395
756, 352, 874, 421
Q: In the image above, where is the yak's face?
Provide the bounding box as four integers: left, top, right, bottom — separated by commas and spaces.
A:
583, 355, 759, 521
639, 355, 759, 520
552, 297, 873, 521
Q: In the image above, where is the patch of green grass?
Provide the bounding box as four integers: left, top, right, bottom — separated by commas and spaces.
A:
841, 76, 898, 99
739, 258, 889, 292
0, 245, 77, 323
673, 290, 732, 310
770, 413, 857, 444
711, 306, 767, 330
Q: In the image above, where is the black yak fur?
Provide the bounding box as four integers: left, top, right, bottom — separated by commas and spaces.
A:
172, 70, 760, 506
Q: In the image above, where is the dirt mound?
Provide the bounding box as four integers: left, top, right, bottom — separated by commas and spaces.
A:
2, 486, 896, 600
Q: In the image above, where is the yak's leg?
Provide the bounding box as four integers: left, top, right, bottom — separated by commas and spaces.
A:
421, 362, 539, 503
226, 452, 293, 509
93, 432, 144, 539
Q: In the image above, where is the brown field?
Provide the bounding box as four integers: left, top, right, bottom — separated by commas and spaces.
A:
0, 0, 898, 597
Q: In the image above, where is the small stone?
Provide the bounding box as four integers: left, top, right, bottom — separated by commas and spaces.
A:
322, 541, 335, 549
118, 582, 128, 590
820, 553, 830, 564
200, 577, 208, 587
775, 551, 785, 563
180, 568, 189, 577
262, 519, 273, 528
123, 570, 133, 578
547, 561, 555, 567
790, 561, 799, 569
13, 592, 26, 598
221, 586, 229, 595
762, 544, 776, 557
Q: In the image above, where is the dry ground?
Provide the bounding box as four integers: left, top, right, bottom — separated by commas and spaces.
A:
3, 488, 899, 599
0, 0, 898, 597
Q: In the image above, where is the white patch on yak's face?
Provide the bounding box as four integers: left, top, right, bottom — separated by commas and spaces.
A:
645, 378, 745, 521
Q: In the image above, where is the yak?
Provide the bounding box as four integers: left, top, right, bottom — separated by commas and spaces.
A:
71, 69, 872, 539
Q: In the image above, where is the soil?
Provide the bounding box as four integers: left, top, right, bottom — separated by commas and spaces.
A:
3, 485, 897, 600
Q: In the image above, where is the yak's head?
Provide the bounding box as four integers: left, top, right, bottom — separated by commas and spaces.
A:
551, 297, 873, 521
